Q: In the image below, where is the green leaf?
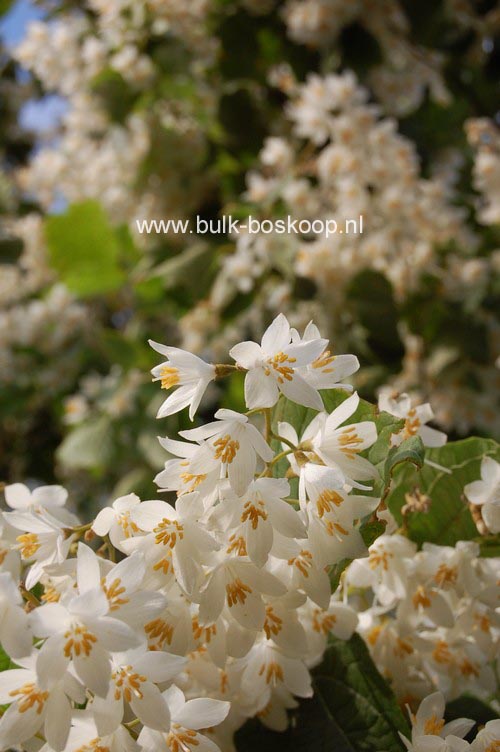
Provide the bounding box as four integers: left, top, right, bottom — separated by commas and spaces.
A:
235, 634, 409, 752
57, 416, 113, 470
45, 201, 125, 297
382, 436, 425, 489
388, 437, 500, 547
0, 644, 10, 672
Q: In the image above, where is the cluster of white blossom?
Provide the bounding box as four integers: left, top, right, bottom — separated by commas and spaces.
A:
219, 70, 471, 303
347, 536, 499, 706
13, 2, 212, 229
0, 214, 52, 306
466, 119, 500, 227
282, 0, 451, 115
0, 284, 88, 388
0, 313, 498, 751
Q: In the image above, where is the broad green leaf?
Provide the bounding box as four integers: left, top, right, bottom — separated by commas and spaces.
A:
381, 436, 425, 492
45, 201, 125, 297
57, 416, 113, 470
388, 437, 500, 547
0, 644, 10, 672
235, 634, 410, 752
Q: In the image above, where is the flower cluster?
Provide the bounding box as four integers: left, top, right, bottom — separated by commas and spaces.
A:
347, 537, 499, 705
1, 313, 498, 751
0, 314, 377, 751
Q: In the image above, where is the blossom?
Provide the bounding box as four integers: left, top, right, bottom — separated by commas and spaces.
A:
149, 341, 216, 420
471, 719, 500, 751
378, 390, 447, 448
3, 483, 79, 527
291, 321, 359, 391
179, 409, 273, 495
313, 392, 378, 486
92, 493, 142, 551
400, 692, 474, 752
91, 647, 187, 735
229, 313, 328, 410
0, 654, 85, 751
464, 457, 500, 534
137, 684, 230, 752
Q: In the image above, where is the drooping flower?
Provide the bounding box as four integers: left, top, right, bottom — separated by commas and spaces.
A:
149, 341, 216, 420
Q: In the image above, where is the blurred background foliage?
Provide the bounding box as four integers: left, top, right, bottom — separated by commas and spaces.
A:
0, 0, 499, 514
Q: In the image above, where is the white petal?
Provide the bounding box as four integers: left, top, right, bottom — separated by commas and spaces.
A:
244, 368, 279, 409
131, 683, 171, 732
229, 341, 263, 369
92, 507, 116, 536
0, 604, 32, 659
261, 313, 291, 354
77, 543, 101, 594
0, 669, 34, 703
73, 646, 111, 697
44, 688, 71, 752
324, 392, 359, 430
133, 652, 187, 683
174, 698, 230, 730
279, 372, 323, 410
4, 483, 32, 509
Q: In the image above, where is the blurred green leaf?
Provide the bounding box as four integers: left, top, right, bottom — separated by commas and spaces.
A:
45, 201, 125, 297
57, 416, 113, 470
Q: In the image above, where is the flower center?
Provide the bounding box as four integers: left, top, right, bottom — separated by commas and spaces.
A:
226, 578, 252, 607
312, 349, 336, 372
258, 661, 284, 685
154, 518, 184, 548
434, 564, 457, 587
112, 665, 147, 702
117, 511, 139, 538
9, 682, 48, 714
424, 715, 445, 735
167, 725, 200, 752
263, 606, 283, 639
403, 408, 421, 438
312, 609, 337, 635
241, 500, 268, 529
213, 435, 240, 464
63, 624, 97, 658
226, 535, 247, 556
338, 427, 364, 458
145, 618, 174, 648
160, 366, 180, 390
368, 549, 392, 571
102, 577, 129, 611
265, 352, 296, 383
316, 489, 343, 517
288, 549, 313, 577
16, 533, 41, 558
412, 585, 431, 609
192, 617, 216, 643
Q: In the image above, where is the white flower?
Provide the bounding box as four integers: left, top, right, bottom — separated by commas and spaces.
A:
154, 436, 221, 505
378, 391, 447, 448
92, 493, 142, 551
229, 313, 327, 410
313, 392, 378, 486
346, 534, 416, 605
91, 647, 187, 735
400, 692, 474, 752
125, 495, 218, 594
0, 571, 32, 659
239, 641, 313, 704
55, 711, 140, 752
197, 555, 286, 630
149, 341, 216, 420
5, 511, 74, 590
0, 654, 85, 752
180, 409, 273, 495
30, 550, 143, 697
464, 457, 500, 534
4, 483, 79, 527
137, 684, 230, 752
212, 477, 307, 566
291, 321, 359, 391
